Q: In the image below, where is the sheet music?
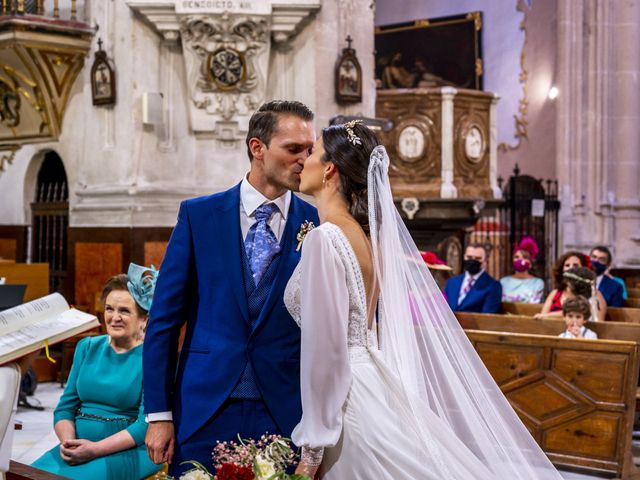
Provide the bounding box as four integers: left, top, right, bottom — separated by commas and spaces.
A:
0, 293, 69, 336
0, 309, 97, 360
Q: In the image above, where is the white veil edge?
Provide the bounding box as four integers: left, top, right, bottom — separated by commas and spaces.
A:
367, 145, 562, 479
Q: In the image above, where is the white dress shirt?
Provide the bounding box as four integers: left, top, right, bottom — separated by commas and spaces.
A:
240, 174, 291, 242
458, 270, 484, 305
596, 275, 603, 290
147, 177, 291, 423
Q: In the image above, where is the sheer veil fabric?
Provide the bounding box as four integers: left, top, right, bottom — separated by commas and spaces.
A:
366, 146, 562, 479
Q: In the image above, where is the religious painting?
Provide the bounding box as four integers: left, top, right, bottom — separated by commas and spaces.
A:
91, 38, 116, 106
375, 12, 483, 90
335, 36, 362, 104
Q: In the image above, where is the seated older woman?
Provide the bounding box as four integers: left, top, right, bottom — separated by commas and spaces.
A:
536, 265, 606, 322
32, 264, 161, 480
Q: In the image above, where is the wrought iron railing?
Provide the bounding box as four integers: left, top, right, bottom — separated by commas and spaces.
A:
1, 0, 78, 21
469, 165, 560, 292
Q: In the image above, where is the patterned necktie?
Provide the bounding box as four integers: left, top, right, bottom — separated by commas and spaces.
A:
463, 276, 476, 296
245, 202, 281, 285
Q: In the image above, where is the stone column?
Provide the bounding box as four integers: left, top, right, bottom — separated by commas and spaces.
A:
440, 87, 457, 199
610, 0, 640, 265
556, 0, 640, 266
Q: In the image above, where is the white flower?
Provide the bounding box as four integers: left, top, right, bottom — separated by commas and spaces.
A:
179, 469, 211, 480
254, 455, 277, 479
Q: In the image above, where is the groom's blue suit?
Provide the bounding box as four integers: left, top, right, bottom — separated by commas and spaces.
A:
143, 183, 318, 472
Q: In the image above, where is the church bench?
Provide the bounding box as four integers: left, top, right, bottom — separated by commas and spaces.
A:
608, 306, 640, 323
502, 301, 543, 316
456, 312, 640, 479
503, 301, 640, 323
625, 298, 640, 308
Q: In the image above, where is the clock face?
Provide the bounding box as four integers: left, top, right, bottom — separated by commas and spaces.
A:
464, 126, 484, 161
208, 48, 245, 89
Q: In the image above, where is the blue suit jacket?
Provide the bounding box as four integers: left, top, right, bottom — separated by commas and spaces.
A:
444, 271, 502, 313
598, 275, 624, 307
143, 184, 319, 443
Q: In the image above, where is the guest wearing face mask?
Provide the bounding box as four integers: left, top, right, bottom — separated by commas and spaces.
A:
590, 246, 625, 307
500, 236, 545, 304
444, 243, 502, 313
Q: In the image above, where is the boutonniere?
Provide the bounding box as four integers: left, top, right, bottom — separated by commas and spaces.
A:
296, 220, 316, 252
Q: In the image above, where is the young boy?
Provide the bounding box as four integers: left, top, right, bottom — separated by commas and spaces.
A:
558, 296, 598, 339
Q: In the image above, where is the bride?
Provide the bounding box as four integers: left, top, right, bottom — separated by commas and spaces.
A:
283, 121, 563, 479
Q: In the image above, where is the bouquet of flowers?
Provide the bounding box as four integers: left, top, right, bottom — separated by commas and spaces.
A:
160, 434, 311, 480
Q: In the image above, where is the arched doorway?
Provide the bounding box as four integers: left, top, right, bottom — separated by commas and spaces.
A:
30, 151, 69, 293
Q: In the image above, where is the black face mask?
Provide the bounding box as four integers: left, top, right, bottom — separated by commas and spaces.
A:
463, 259, 482, 275
592, 260, 607, 276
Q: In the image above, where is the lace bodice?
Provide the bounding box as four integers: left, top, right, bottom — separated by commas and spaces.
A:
284, 223, 369, 350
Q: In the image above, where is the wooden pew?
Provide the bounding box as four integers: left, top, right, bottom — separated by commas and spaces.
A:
502, 302, 543, 316
608, 306, 640, 323
628, 287, 640, 299
0, 263, 49, 302
502, 301, 640, 324
456, 312, 640, 479
625, 298, 640, 308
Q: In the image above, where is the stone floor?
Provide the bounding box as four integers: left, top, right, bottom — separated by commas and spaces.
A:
11, 382, 640, 478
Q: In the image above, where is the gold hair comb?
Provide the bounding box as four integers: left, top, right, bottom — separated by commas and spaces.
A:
344, 119, 363, 146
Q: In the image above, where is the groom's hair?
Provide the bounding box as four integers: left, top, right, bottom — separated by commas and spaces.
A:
246, 100, 314, 161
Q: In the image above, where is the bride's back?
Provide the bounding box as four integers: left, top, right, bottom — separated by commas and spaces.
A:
326, 216, 377, 329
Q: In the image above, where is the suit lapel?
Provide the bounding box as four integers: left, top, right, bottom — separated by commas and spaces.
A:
216, 184, 250, 324
251, 196, 303, 335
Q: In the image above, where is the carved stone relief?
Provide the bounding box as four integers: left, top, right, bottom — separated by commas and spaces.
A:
180, 13, 269, 133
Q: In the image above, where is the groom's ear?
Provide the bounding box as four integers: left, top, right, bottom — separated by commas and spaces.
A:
248, 137, 265, 161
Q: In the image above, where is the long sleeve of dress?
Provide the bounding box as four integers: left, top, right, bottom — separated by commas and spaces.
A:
125, 392, 148, 446
291, 229, 352, 451
53, 337, 89, 424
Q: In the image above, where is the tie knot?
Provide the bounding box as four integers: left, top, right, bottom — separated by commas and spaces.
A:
255, 202, 278, 222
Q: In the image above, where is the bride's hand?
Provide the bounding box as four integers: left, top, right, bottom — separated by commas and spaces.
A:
295, 461, 319, 479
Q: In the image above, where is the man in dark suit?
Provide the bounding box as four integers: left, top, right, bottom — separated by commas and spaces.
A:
444, 243, 502, 313
143, 101, 319, 476
590, 246, 625, 307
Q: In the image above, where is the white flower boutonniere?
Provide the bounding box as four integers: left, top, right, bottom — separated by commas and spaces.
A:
296, 220, 316, 252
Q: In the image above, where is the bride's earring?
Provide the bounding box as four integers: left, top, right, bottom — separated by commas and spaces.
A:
322, 173, 328, 186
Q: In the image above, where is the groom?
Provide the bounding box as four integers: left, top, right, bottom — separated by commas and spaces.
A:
143, 101, 318, 475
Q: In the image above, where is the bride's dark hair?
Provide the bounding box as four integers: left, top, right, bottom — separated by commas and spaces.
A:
321, 122, 380, 231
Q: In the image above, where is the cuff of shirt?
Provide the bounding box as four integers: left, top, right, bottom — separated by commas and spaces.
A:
146, 411, 173, 422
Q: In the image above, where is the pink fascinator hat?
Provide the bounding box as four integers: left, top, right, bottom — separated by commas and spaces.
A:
514, 236, 539, 261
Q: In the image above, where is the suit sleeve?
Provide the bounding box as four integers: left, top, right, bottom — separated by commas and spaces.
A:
609, 282, 624, 308
482, 281, 503, 314
143, 201, 195, 414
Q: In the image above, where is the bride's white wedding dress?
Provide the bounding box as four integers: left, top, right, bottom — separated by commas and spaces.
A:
283, 145, 562, 480
284, 223, 497, 479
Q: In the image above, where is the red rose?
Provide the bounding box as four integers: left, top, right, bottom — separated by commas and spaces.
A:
216, 463, 239, 480
236, 466, 254, 480
583, 254, 592, 269
216, 463, 255, 480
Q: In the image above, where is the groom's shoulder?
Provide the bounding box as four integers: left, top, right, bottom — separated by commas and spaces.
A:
183, 183, 240, 211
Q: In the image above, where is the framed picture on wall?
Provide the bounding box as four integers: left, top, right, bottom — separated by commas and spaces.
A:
335, 35, 362, 104
91, 38, 116, 106
375, 12, 483, 90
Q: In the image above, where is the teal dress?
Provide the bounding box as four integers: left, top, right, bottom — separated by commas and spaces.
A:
32, 335, 161, 480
